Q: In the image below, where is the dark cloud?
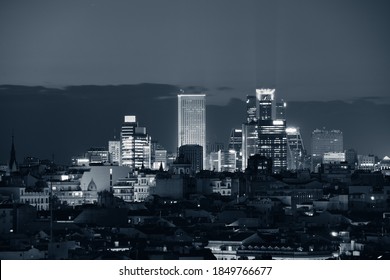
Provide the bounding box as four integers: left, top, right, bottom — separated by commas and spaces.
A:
216, 86, 234, 91
1, 1, 389, 106
351, 96, 390, 104
182, 86, 208, 94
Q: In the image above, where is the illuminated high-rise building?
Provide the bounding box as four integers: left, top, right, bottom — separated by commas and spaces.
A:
121, 116, 151, 169
246, 95, 257, 122
286, 127, 305, 170
255, 89, 287, 173
121, 115, 138, 167
256, 89, 275, 121
134, 127, 151, 169
258, 119, 287, 173
242, 89, 288, 173
242, 95, 258, 170
228, 128, 242, 152
228, 128, 243, 170
242, 121, 258, 170
178, 94, 206, 168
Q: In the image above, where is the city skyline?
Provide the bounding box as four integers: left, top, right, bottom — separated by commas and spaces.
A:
0, 84, 389, 165
2, 0, 390, 263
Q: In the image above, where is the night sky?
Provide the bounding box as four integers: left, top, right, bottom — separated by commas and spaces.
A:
1, 0, 389, 164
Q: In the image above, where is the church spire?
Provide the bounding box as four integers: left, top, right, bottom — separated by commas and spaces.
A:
9, 133, 17, 172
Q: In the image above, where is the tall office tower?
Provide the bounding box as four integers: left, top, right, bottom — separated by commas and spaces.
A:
228, 128, 243, 171
178, 94, 206, 168
286, 127, 305, 171
121, 115, 138, 167
241, 94, 260, 170
108, 141, 121, 165
246, 95, 257, 122
228, 128, 242, 151
258, 120, 287, 173
255, 88, 287, 173
256, 89, 275, 120
134, 127, 152, 169
276, 100, 287, 120
311, 128, 343, 171
242, 121, 258, 170
178, 144, 203, 172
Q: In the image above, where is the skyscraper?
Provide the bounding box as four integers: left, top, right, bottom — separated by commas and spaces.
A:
242, 121, 258, 170
121, 115, 138, 167
121, 116, 152, 169
133, 127, 151, 169
255, 89, 287, 173
246, 95, 257, 122
228, 128, 242, 152
311, 128, 343, 171
242, 95, 258, 170
178, 94, 206, 168
256, 89, 275, 121
286, 127, 306, 171
258, 119, 287, 173
228, 128, 243, 170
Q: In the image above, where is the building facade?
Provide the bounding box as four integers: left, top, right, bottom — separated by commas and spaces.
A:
120, 116, 151, 169
258, 120, 287, 173
286, 127, 306, 171
133, 127, 151, 169
311, 129, 343, 171
256, 89, 275, 121
108, 140, 121, 164
121, 115, 138, 167
178, 94, 206, 168
179, 144, 203, 173
241, 121, 258, 170
246, 95, 257, 122
228, 128, 243, 170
